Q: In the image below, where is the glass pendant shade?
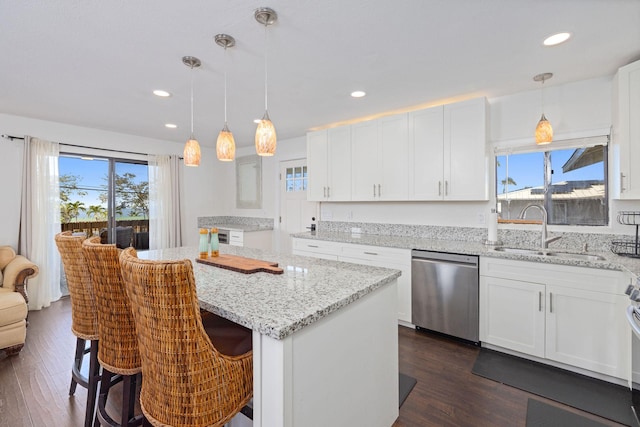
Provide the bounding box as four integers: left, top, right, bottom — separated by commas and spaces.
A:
183, 137, 201, 166
216, 124, 236, 161
255, 111, 277, 156
535, 113, 553, 145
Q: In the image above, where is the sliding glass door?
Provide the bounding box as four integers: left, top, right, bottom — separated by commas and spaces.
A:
59, 154, 149, 249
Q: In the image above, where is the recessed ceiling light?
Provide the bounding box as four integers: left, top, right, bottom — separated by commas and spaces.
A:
153, 90, 171, 97
543, 32, 571, 46
351, 90, 366, 98
165, 123, 177, 128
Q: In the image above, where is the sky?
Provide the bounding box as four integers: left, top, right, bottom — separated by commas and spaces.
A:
496, 146, 605, 193
59, 155, 148, 209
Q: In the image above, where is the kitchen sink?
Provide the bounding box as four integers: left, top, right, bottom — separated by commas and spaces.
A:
493, 247, 545, 256
544, 252, 607, 261
492, 247, 606, 262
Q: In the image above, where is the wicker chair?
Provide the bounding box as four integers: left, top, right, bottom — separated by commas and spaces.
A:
119, 247, 253, 427
54, 231, 100, 427
82, 236, 144, 427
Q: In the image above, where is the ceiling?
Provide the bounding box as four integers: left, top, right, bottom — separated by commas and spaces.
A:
2, 1, 640, 149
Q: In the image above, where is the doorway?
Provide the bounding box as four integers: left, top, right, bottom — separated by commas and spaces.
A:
278, 159, 317, 254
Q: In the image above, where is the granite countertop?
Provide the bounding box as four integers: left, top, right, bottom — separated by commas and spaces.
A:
214, 223, 273, 232
139, 245, 400, 340
291, 231, 640, 278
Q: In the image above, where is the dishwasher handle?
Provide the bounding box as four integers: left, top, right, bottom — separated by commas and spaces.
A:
411, 250, 478, 267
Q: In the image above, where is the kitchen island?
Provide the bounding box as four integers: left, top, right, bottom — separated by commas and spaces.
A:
139, 245, 401, 427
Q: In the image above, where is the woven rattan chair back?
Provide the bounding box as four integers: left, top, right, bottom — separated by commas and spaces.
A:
82, 236, 141, 374
55, 231, 98, 340
119, 247, 253, 427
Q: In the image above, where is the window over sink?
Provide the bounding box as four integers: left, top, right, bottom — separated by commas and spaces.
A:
495, 142, 608, 226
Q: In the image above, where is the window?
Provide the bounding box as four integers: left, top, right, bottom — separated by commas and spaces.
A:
496, 144, 608, 226
285, 166, 307, 192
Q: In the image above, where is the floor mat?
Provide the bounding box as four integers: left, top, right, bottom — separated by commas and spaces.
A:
472, 348, 633, 426
526, 399, 608, 427
399, 372, 417, 408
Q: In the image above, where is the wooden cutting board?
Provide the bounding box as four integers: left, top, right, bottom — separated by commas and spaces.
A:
196, 254, 283, 275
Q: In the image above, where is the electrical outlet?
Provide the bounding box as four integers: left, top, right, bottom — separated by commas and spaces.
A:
351, 227, 362, 234
477, 212, 485, 224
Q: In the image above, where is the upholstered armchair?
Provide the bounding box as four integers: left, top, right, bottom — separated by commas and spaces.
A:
0, 245, 39, 356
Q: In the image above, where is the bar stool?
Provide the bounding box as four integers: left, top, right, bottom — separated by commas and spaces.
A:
82, 236, 144, 427
119, 247, 253, 427
54, 231, 100, 427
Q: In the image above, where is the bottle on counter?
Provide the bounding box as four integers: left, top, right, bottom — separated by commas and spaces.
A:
210, 227, 219, 257
199, 228, 210, 259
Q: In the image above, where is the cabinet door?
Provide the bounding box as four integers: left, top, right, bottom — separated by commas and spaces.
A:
480, 276, 545, 358
307, 130, 329, 201
545, 285, 630, 379
408, 106, 444, 200
444, 98, 488, 200
327, 126, 352, 201
615, 59, 640, 199
378, 114, 409, 200
351, 121, 379, 201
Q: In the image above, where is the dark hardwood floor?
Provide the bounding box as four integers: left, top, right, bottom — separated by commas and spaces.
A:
0, 298, 625, 427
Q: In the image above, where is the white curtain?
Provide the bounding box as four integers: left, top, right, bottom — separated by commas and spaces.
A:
148, 154, 183, 249
18, 136, 62, 310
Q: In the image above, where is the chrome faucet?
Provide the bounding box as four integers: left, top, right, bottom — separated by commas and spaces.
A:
518, 204, 561, 249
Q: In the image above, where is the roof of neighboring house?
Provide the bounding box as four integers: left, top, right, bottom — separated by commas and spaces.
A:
497, 181, 604, 201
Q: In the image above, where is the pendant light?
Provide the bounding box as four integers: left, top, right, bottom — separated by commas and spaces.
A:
534, 72, 553, 145
215, 34, 236, 162
183, 56, 202, 167
254, 7, 277, 156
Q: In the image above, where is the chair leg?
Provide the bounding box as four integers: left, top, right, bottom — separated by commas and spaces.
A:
70, 337, 86, 396
95, 371, 143, 427
84, 340, 100, 427
95, 368, 114, 427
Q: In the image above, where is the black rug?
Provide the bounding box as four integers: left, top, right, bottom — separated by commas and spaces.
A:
399, 372, 417, 408
526, 399, 608, 427
472, 348, 633, 426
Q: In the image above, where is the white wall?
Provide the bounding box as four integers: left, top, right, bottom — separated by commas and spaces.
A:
0, 113, 220, 248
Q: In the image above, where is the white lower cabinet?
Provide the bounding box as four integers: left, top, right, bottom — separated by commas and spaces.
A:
480, 257, 631, 380
293, 238, 411, 323
227, 230, 273, 251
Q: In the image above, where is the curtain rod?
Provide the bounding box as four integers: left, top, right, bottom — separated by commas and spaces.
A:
2, 133, 149, 157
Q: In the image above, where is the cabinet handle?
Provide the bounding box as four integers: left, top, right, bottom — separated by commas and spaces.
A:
549, 292, 553, 313
539, 292, 542, 312
445, 180, 449, 196
307, 244, 319, 248
621, 173, 627, 193
323, 186, 327, 198
378, 184, 381, 197
438, 181, 442, 196
364, 251, 378, 256
327, 186, 330, 198
373, 184, 376, 197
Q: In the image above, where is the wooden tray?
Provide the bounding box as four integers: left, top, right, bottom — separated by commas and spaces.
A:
196, 254, 283, 275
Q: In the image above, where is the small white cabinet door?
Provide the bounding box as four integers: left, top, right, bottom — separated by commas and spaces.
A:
351, 120, 380, 201
307, 130, 329, 201
613, 59, 640, 199
306, 128, 352, 201
444, 97, 488, 200
378, 114, 409, 201
409, 106, 444, 200
545, 285, 629, 379
480, 276, 545, 358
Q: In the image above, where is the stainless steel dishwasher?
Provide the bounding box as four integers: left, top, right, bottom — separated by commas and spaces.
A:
411, 250, 479, 343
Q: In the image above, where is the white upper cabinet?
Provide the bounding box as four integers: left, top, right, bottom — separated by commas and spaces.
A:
307, 97, 487, 202
352, 115, 409, 201
409, 98, 488, 200
306, 127, 351, 201
613, 59, 640, 199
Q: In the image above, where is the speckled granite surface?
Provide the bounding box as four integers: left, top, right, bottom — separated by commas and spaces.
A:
291, 230, 640, 278
197, 216, 274, 232
138, 245, 400, 340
